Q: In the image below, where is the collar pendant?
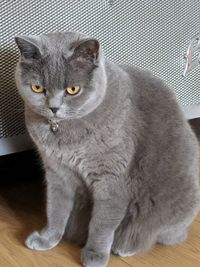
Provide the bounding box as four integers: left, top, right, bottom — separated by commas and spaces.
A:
48, 120, 59, 132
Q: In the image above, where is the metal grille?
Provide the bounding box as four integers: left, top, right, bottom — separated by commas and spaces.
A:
1, 0, 200, 139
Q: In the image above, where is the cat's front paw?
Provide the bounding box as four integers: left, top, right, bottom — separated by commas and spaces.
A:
25, 230, 61, 251
81, 247, 109, 267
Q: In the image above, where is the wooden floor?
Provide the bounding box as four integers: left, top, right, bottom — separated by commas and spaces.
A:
0, 179, 200, 267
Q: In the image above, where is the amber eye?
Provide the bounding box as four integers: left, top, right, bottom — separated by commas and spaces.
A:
31, 84, 45, 93
66, 86, 81, 96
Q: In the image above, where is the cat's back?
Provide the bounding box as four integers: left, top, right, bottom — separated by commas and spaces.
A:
119, 64, 199, 178
120, 64, 182, 120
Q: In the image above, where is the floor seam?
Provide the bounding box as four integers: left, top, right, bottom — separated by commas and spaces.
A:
119, 257, 133, 267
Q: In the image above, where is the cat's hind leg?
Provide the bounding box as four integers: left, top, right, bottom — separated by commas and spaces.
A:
157, 225, 188, 245
157, 207, 200, 246
112, 215, 157, 257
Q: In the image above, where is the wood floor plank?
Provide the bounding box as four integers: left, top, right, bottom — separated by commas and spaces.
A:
0, 180, 199, 267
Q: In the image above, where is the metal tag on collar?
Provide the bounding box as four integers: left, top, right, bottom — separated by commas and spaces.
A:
48, 120, 59, 132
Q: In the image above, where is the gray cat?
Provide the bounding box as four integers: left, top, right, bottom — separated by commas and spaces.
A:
15, 31, 200, 267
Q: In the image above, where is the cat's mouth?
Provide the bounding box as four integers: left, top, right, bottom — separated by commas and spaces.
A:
48, 110, 66, 121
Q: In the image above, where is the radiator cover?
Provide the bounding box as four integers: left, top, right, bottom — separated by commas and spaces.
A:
1, 0, 200, 155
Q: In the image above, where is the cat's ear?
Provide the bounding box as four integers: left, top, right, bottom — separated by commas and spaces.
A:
73, 39, 100, 64
15, 35, 42, 60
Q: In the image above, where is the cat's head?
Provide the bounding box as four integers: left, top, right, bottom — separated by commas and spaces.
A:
15, 32, 107, 121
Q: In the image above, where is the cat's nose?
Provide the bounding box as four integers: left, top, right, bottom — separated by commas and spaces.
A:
49, 107, 59, 114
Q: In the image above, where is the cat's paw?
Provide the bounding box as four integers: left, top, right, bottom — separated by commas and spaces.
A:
112, 248, 137, 257
25, 231, 61, 251
81, 247, 109, 267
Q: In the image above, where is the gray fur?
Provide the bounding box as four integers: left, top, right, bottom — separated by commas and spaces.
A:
15, 31, 200, 267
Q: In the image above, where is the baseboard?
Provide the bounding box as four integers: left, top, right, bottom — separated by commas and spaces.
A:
182, 104, 200, 119
0, 134, 33, 156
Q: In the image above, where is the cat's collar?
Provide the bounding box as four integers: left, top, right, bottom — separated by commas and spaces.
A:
48, 119, 59, 132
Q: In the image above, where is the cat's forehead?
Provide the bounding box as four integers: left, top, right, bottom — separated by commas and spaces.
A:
19, 32, 98, 89
40, 31, 89, 54
36, 52, 90, 90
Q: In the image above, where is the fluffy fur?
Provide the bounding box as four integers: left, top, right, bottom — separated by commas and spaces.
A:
15, 31, 200, 267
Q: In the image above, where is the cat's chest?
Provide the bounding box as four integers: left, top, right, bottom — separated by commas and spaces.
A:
42, 135, 111, 180
27, 116, 132, 182
30, 120, 115, 176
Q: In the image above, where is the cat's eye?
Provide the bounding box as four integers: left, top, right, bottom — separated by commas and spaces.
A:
66, 86, 81, 96
31, 84, 45, 93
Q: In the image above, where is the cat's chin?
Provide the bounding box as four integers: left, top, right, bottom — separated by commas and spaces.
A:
48, 115, 81, 122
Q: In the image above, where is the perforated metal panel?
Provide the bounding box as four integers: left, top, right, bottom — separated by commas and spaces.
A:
1, 0, 200, 143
